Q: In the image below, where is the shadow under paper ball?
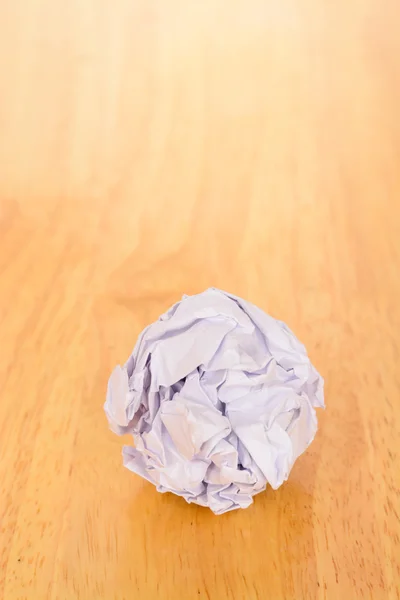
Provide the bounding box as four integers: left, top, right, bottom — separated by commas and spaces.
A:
121, 446, 321, 600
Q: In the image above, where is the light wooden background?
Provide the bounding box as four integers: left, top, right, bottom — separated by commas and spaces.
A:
1, 1, 399, 599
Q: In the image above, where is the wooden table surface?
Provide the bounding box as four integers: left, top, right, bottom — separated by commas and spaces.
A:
1, 1, 400, 599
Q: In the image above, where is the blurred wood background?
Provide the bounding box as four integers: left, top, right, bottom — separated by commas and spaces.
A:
1, 1, 399, 598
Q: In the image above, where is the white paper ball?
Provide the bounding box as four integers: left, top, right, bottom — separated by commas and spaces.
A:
105, 289, 324, 514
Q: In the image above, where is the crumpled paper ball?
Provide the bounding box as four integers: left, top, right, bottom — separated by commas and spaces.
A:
105, 288, 324, 514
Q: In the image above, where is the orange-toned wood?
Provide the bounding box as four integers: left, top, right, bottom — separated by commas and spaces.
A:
1, 1, 399, 598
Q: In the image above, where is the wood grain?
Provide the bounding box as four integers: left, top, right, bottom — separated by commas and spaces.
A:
1, 1, 399, 598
